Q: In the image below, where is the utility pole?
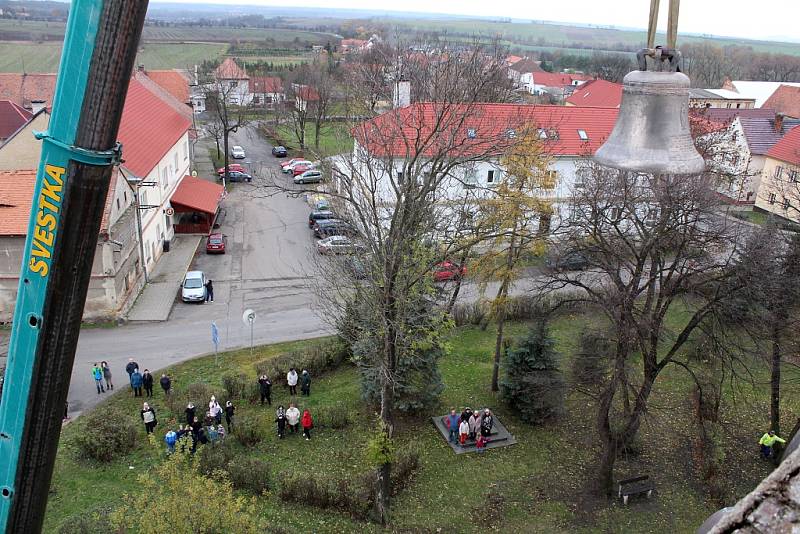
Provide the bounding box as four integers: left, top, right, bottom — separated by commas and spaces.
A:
0, 1, 149, 532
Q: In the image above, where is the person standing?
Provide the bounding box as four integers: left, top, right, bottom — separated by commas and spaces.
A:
142, 369, 154, 398
160, 374, 171, 395
480, 409, 494, 438
286, 403, 300, 434
205, 279, 214, 302
468, 411, 480, 441
209, 396, 223, 425
301, 409, 313, 441
185, 403, 196, 426
459, 418, 470, 446
287, 368, 298, 396
446, 409, 460, 443
125, 358, 138, 388
225, 401, 235, 430
101, 361, 113, 390
759, 430, 787, 459
300, 369, 311, 396
258, 375, 272, 405
91, 363, 105, 394
140, 402, 157, 434
165, 429, 177, 453
130, 368, 143, 397
275, 405, 287, 439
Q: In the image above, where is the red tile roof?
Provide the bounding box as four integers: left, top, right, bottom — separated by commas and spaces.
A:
505, 55, 523, 66
565, 79, 623, 108
509, 58, 543, 74
296, 85, 320, 101
763, 85, 800, 119
214, 58, 248, 80
0, 170, 37, 235
533, 71, 589, 87
354, 102, 618, 158
767, 125, 800, 166
117, 78, 192, 177
0, 168, 119, 236
249, 76, 283, 94
0, 100, 32, 139
142, 69, 190, 104
341, 38, 367, 47
0, 73, 57, 110
170, 175, 224, 215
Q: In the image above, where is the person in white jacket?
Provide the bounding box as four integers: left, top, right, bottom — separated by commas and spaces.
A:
458, 418, 470, 445
285, 403, 301, 434
287, 368, 299, 396
209, 395, 222, 425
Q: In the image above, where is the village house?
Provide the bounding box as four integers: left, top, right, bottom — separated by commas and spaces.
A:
0, 73, 57, 113
566, 79, 755, 110
722, 79, 800, 108
754, 125, 800, 222
212, 57, 251, 106
0, 77, 194, 321
294, 84, 320, 112
762, 85, 800, 119
249, 76, 284, 108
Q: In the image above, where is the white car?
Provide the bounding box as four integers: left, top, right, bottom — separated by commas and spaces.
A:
317, 235, 362, 255
282, 160, 312, 174
294, 169, 323, 184
231, 145, 246, 159
181, 270, 207, 302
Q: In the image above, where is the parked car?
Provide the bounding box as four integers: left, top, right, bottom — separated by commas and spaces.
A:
181, 270, 206, 302
216, 163, 245, 175
225, 170, 252, 183
206, 233, 227, 254
317, 235, 363, 255
309, 210, 336, 228
433, 261, 466, 282
280, 157, 303, 168
291, 164, 314, 177
313, 219, 356, 239
294, 169, 323, 184
272, 145, 288, 157
282, 159, 312, 173
545, 251, 589, 271
231, 145, 246, 159
314, 198, 330, 211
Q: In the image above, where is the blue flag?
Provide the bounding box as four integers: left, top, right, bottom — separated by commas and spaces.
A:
211, 321, 219, 349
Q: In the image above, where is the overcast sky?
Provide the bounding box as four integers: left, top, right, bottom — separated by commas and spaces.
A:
153, 0, 800, 42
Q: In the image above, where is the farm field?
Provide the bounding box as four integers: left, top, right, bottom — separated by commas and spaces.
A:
0, 42, 229, 72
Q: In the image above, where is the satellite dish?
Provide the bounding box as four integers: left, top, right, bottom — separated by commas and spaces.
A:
242, 309, 256, 325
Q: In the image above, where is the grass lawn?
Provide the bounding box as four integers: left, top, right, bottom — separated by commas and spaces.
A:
272, 122, 354, 159
44, 311, 800, 533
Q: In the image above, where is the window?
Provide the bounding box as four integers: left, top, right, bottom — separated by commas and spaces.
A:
184, 140, 189, 161
487, 170, 501, 184
506, 128, 516, 139
467, 128, 477, 139
396, 171, 404, 180
123, 190, 127, 202
783, 197, 791, 210
790, 169, 799, 183
229, 81, 237, 88
538, 213, 552, 235
140, 190, 147, 206
769, 193, 777, 204
577, 129, 588, 141
174, 152, 179, 173
537, 128, 548, 140
574, 168, 590, 188
775, 166, 784, 179
162, 167, 169, 189
610, 207, 623, 222
464, 167, 478, 187
644, 207, 659, 227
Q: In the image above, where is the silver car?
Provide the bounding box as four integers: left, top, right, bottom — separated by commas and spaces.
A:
231, 145, 246, 159
294, 169, 323, 184
181, 270, 206, 302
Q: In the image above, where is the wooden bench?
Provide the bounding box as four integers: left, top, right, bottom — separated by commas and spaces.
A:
618, 475, 655, 505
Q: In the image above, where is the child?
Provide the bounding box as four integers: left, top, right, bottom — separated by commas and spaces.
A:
301, 409, 313, 441
165, 429, 177, 453
459, 418, 470, 445
476, 434, 487, 453
217, 424, 226, 441
275, 405, 287, 439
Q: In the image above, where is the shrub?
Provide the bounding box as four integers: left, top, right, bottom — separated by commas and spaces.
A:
571, 330, 612, 386
315, 404, 351, 429
74, 409, 138, 462
501, 319, 566, 424
254, 339, 350, 388
197, 439, 236, 476
227, 456, 271, 495
234, 415, 265, 447
222, 372, 248, 400
57, 506, 114, 534
451, 300, 489, 327
186, 382, 214, 407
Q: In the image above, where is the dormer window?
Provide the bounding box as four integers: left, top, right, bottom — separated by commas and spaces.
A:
577, 129, 588, 141
506, 128, 516, 139
467, 128, 477, 139
537, 128, 548, 139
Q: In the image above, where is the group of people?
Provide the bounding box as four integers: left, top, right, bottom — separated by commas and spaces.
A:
446, 407, 494, 451
285, 368, 311, 397
275, 403, 314, 440
92, 358, 173, 398
159, 395, 236, 453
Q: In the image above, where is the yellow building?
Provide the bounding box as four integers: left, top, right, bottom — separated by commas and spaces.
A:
755, 124, 800, 222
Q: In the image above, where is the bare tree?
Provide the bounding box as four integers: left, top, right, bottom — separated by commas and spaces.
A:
589, 52, 636, 83
281, 73, 313, 151
541, 163, 746, 495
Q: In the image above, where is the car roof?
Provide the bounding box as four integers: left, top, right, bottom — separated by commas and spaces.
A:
302, 170, 321, 174
311, 210, 333, 216
185, 270, 204, 278
317, 218, 344, 226
208, 233, 223, 238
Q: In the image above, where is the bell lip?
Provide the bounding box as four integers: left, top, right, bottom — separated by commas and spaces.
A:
592, 152, 707, 175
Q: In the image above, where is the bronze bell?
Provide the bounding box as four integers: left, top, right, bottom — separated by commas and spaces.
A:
594, 69, 705, 175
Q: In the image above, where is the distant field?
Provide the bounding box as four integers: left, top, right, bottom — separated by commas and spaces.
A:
0, 42, 228, 72
238, 55, 310, 67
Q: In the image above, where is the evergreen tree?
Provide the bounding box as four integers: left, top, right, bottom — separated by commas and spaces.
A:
501, 319, 565, 424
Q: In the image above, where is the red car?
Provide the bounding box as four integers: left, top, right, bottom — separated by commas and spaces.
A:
206, 233, 227, 254
292, 164, 314, 176
217, 163, 245, 175
280, 158, 303, 168
433, 261, 466, 282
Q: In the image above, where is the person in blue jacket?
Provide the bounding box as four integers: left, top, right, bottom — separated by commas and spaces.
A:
446, 409, 460, 443
130, 368, 143, 397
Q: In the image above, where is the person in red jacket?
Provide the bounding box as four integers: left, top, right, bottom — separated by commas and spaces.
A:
301, 409, 313, 441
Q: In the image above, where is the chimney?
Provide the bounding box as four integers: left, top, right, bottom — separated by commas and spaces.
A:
775, 112, 785, 133
393, 79, 411, 109
30, 100, 46, 114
